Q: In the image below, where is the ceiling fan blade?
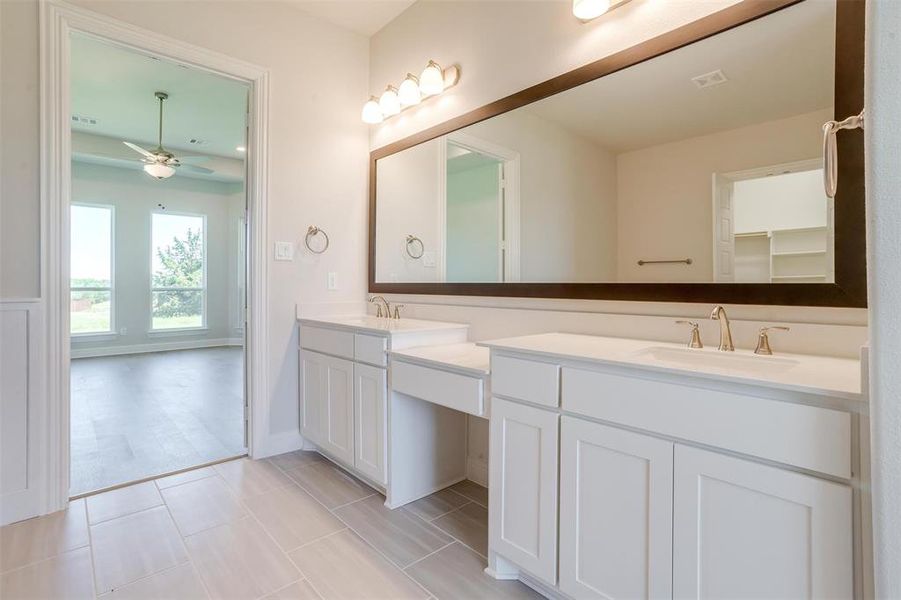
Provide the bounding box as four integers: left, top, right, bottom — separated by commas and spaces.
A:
176, 155, 212, 164
178, 164, 216, 175
123, 141, 156, 159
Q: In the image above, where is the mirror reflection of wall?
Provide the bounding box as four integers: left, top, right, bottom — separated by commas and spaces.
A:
374, 0, 836, 285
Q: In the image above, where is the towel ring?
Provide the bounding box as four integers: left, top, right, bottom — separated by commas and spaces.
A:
405, 235, 424, 259
305, 226, 329, 254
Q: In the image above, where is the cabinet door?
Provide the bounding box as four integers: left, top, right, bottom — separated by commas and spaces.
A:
559, 417, 673, 600
299, 349, 324, 445
489, 398, 559, 586
319, 353, 355, 465
673, 445, 852, 599
353, 362, 387, 485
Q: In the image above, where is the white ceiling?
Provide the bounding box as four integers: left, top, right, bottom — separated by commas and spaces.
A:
70, 34, 249, 161
523, 0, 835, 153
287, 0, 416, 36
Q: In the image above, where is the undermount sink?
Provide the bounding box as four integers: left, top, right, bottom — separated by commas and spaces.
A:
632, 346, 800, 375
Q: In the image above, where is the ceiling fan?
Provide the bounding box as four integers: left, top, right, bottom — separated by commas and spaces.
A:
123, 91, 215, 180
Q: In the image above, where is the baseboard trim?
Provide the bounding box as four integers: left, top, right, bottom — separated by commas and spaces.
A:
71, 338, 243, 358
255, 430, 304, 459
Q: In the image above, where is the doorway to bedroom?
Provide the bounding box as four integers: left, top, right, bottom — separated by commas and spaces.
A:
68, 33, 249, 495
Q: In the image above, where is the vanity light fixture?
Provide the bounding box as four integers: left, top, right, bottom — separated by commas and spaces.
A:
361, 59, 460, 124
362, 96, 384, 124
398, 73, 422, 107
419, 60, 446, 96
379, 85, 402, 117
573, 0, 631, 22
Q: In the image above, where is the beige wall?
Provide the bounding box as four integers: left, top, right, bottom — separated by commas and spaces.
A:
616, 108, 830, 282
0, 0, 371, 442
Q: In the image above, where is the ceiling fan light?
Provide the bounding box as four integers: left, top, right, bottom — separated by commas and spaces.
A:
397, 74, 422, 107
144, 162, 175, 179
379, 86, 401, 117
362, 96, 384, 124
419, 60, 445, 96
573, 0, 612, 21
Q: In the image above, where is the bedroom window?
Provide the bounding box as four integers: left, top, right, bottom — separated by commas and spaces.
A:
70, 204, 114, 335
151, 212, 206, 330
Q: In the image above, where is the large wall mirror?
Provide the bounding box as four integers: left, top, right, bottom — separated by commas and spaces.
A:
369, 0, 866, 306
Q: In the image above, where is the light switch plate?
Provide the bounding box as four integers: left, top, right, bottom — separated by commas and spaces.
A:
274, 241, 295, 261
327, 272, 338, 290
422, 251, 436, 268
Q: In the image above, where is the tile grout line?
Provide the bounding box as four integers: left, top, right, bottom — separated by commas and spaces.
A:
401, 540, 456, 571
272, 452, 496, 596
154, 479, 215, 600
269, 453, 438, 599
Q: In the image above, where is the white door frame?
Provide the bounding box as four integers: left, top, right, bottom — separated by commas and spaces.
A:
438, 132, 521, 282
712, 158, 824, 282
39, 0, 270, 513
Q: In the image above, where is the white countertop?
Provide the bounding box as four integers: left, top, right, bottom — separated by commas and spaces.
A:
479, 332, 863, 401
298, 315, 468, 337
391, 343, 490, 377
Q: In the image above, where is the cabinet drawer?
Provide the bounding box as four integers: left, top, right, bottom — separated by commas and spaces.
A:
355, 334, 387, 367
391, 359, 485, 417
562, 367, 851, 478
492, 354, 560, 407
300, 324, 354, 359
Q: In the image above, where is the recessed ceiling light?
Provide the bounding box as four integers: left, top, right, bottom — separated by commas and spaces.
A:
236, 146, 246, 152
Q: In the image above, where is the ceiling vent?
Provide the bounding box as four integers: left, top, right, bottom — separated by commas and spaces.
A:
71, 114, 99, 126
691, 69, 728, 89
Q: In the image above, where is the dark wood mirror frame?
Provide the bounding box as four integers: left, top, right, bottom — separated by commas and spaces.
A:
368, 0, 866, 307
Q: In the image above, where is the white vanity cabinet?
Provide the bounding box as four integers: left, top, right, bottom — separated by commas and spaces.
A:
489, 398, 559, 586
559, 417, 674, 599
299, 349, 355, 465
672, 444, 853, 599
483, 333, 862, 599
353, 362, 387, 484
298, 317, 468, 489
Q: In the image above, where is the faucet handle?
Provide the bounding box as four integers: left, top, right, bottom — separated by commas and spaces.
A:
675, 320, 703, 349
755, 326, 790, 355
392, 305, 405, 320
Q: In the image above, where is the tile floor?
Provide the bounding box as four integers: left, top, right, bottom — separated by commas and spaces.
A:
0, 452, 542, 599
70, 347, 246, 495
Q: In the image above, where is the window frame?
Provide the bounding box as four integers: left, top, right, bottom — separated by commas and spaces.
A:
149, 210, 208, 333
70, 202, 116, 338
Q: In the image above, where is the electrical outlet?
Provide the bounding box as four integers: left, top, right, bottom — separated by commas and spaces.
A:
119, 327, 127, 335
327, 272, 338, 290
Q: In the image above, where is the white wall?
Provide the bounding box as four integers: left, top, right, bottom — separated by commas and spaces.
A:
615, 109, 829, 282
463, 110, 618, 282
69, 162, 244, 355
865, 1, 901, 596
0, 0, 41, 299
733, 169, 827, 234
375, 109, 618, 283
375, 138, 441, 282
368, 0, 866, 329
0, 0, 370, 467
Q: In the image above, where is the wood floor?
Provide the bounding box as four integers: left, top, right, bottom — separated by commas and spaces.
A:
0, 453, 540, 599
70, 347, 246, 496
